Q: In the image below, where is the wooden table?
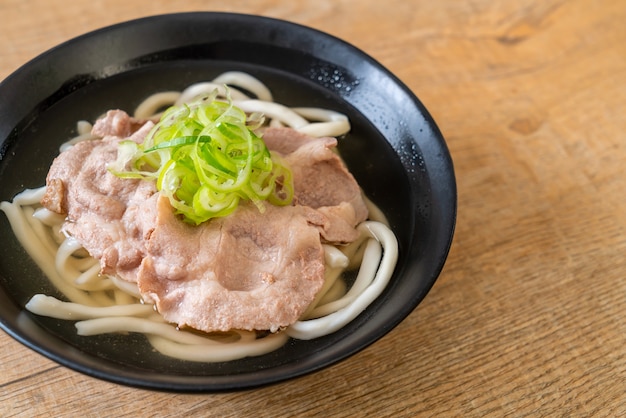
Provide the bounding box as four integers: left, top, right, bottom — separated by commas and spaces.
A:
1, 0, 625, 416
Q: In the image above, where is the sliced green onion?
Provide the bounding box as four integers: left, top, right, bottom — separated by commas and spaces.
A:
109, 89, 294, 224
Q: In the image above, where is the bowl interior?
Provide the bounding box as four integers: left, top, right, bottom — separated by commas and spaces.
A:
0, 12, 455, 391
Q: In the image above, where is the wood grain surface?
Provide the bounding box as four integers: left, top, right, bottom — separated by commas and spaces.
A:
1, 0, 625, 416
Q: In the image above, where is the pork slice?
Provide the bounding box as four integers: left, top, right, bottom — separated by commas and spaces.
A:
261, 126, 317, 155
137, 197, 326, 333
41, 134, 157, 282
91, 109, 153, 139
266, 129, 369, 243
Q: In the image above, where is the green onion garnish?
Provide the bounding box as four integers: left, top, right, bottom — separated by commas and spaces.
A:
109, 89, 294, 224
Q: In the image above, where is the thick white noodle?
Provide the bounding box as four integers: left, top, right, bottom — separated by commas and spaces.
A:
23, 206, 60, 258
56, 237, 86, 279
300, 265, 344, 319
323, 244, 350, 269
32, 207, 65, 227
147, 332, 289, 362
176, 82, 251, 105
12, 187, 46, 205
75, 316, 226, 345
0, 194, 99, 305
292, 107, 351, 138
287, 221, 398, 340
123, 72, 350, 139
134, 91, 181, 119
309, 238, 382, 318
110, 275, 142, 298
234, 100, 310, 129
212, 71, 274, 102
26, 294, 154, 320
318, 278, 347, 306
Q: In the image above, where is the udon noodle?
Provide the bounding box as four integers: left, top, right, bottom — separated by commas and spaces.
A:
0, 72, 398, 362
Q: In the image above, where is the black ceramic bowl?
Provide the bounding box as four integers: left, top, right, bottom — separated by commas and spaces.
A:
0, 12, 456, 392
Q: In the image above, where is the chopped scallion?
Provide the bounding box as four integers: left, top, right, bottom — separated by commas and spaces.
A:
109, 89, 294, 224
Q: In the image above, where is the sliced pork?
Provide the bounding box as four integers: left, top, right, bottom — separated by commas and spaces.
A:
263, 127, 368, 243
41, 111, 370, 332
41, 133, 157, 282
138, 197, 325, 332
91, 109, 153, 138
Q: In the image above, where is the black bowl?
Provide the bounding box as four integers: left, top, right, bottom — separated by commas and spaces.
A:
0, 12, 456, 392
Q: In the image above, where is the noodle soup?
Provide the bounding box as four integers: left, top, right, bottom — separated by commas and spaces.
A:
1, 72, 398, 362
